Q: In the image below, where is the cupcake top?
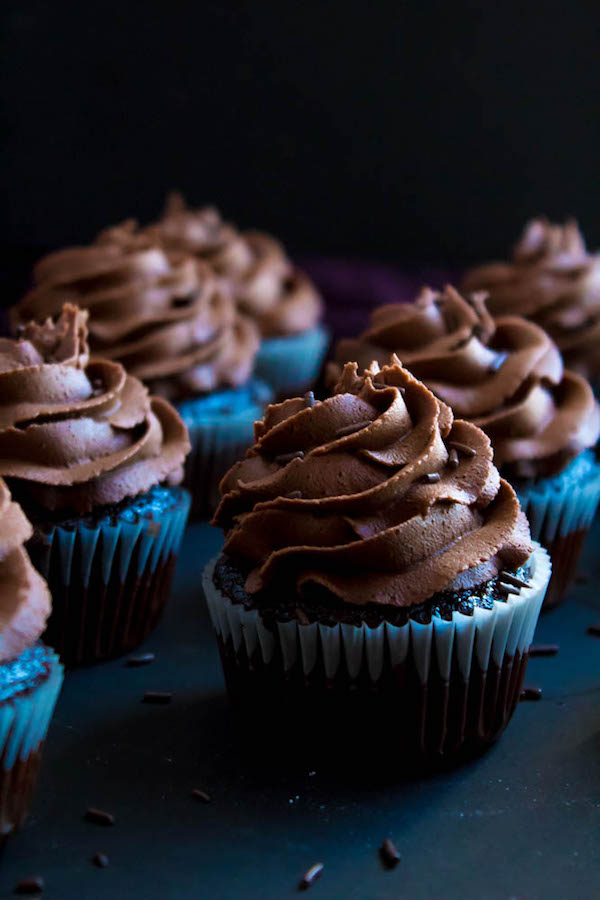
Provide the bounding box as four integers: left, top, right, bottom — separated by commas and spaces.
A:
213, 360, 532, 608
0, 478, 51, 662
461, 218, 600, 381
144, 194, 323, 338
329, 286, 600, 478
0, 304, 190, 513
13, 220, 260, 401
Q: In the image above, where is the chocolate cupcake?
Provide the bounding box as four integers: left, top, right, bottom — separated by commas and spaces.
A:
0, 304, 190, 666
144, 194, 330, 398
204, 360, 551, 767
13, 220, 272, 516
461, 218, 600, 387
0, 478, 63, 846
329, 286, 600, 609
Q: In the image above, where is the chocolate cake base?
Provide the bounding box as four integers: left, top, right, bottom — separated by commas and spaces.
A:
0, 746, 43, 850
41, 550, 178, 668
542, 528, 587, 611
216, 633, 529, 770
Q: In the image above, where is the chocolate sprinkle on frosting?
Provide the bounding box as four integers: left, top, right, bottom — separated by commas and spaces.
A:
448, 441, 477, 458
422, 472, 441, 484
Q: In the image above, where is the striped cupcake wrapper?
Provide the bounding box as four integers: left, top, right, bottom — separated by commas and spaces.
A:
29, 488, 190, 666
516, 450, 600, 609
0, 648, 63, 842
178, 379, 273, 518
202, 545, 551, 764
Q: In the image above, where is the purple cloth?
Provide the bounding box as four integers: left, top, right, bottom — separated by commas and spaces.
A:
300, 257, 454, 338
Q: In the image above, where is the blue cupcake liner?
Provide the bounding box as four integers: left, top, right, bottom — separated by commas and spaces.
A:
28, 486, 190, 666
254, 325, 330, 398
0, 646, 63, 841
515, 451, 600, 543
178, 378, 273, 517
514, 450, 600, 608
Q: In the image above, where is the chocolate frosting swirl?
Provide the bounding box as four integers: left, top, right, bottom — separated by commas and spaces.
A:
330, 286, 600, 478
13, 220, 260, 401
0, 478, 51, 662
213, 361, 532, 607
0, 304, 190, 513
144, 194, 323, 338
462, 219, 600, 381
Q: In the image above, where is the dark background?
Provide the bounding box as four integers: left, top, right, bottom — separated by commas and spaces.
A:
2, 0, 600, 301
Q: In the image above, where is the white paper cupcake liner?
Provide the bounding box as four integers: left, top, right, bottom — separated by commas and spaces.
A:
202, 544, 551, 685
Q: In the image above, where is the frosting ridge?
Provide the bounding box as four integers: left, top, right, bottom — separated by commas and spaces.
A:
0, 304, 190, 512
213, 360, 532, 607
144, 194, 323, 337
14, 220, 260, 400
330, 285, 600, 477
461, 218, 600, 381
0, 478, 51, 662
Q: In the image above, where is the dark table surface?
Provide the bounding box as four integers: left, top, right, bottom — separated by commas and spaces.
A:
1, 515, 599, 900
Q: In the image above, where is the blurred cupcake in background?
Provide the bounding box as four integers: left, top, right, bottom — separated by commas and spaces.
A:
0, 304, 190, 666
145, 193, 330, 398
329, 285, 600, 609
205, 360, 550, 768
13, 219, 272, 516
462, 218, 600, 388
0, 477, 62, 846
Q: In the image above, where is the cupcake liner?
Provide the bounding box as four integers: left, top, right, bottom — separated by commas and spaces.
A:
0, 648, 63, 843
254, 325, 330, 398
515, 450, 600, 609
202, 545, 551, 764
178, 378, 273, 518
28, 487, 190, 667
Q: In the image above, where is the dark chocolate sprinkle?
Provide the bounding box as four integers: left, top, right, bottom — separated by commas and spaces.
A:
125, 653, 155, 667
299, 862, 324, 890
92, 853, 109, 868
14, 877, 44, 895
275, 450, 305, 465
335, 420, 372, 438
488, 350, 508, 373
142, 691, 172, 704
586, 623, 600, 637
191, 789, 212, 803
500, 571, 530, 589
85, 808, 115, 826
304, 391, 315, 408
284, 491, 303, 500
422, 472, 441, 484
498, 583, 521, 597
380, 838, 401, 868
447, 441, 477, 458
447, 448, 459, 468
529, 644, 559, 657
520, 686, 542, 701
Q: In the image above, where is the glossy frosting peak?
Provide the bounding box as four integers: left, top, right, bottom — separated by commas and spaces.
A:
14, 220, 260, 400
330, 286, 600, 477
0, 478, 51, 662
462, 219, 600, 381
144, 194, 323, 337
213, 360, 532, 607
0, 304, 190, 512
